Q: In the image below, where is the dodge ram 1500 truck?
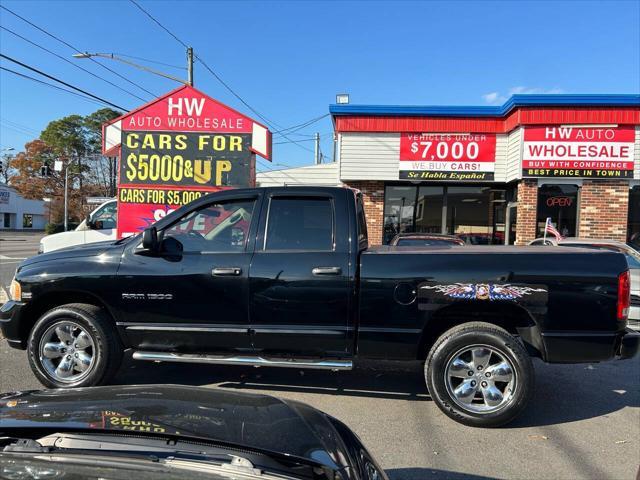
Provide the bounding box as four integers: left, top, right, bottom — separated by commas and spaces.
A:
2, 187, 639, 427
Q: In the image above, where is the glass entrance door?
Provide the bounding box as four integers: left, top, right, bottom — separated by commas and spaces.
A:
536, 184, 578, 238
506, 202, 517, 245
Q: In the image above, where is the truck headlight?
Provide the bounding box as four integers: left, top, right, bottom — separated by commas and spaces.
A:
9, 279, 22, 301
38, 242, 44, 254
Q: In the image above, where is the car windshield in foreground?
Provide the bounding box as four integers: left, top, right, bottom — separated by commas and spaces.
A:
0, 454, 237, 480
0, 430, 323, 480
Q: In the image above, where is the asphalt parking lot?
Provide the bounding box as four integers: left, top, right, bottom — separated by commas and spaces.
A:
1, 233, 639, 479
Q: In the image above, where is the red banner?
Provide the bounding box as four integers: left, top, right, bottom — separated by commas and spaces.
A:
399, 133, 496, 181
522, 126, 635, 178
117, 186, 228, 238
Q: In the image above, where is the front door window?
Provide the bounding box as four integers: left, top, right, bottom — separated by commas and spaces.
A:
164, 199, 255, 253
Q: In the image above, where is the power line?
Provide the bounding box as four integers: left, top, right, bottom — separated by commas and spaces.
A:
0, 67, 108, 110
272, 113, 329, 135
127, 0, 316, 156
129, 0, 189, 48
1, 120, 38, 136
0, 122, 35, 137
0, 54, 127, 110
0, 116, 40, 135
113, 52, 186, 70
126, 0, 285, 128
0, 4, 156, 98
0, 25, 145, 103
273, 138, 316, 145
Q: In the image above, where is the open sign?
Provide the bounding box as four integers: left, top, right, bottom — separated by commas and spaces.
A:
546, 196, 573, 207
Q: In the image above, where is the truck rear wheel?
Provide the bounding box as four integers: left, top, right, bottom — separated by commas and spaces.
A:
425, 322, 534, 427
27, 303, 123, 389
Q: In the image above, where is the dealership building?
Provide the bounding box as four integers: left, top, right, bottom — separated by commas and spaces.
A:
258, 94, 640, 245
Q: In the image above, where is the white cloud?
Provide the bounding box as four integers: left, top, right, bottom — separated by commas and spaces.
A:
482, 86, 564, 104
482, 92, 506, 105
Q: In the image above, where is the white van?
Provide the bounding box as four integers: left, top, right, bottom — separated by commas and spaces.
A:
39, 199, 117, 253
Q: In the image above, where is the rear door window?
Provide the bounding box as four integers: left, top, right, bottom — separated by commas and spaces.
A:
265, 197, 334, 251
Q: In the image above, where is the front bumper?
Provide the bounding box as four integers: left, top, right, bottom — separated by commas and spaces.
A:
0, 300, 27, 350
542, 328, 640, 363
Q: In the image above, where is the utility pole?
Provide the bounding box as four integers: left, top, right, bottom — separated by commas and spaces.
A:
64, 161, 70, 232
59, 157, 79, 232
187, 47, 194, 86
314, 133, 321, 165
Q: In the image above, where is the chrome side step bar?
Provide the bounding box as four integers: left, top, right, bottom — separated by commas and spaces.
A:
132, 351, 353, 370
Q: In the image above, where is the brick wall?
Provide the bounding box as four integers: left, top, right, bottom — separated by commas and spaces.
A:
345, 180, 385, 245
515, 179, 538, 245
578, 180, 629, 241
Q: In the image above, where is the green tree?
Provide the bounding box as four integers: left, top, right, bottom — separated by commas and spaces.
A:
40, 114, 88, 158
83, 108, 122, 154
84, 108, 122, 196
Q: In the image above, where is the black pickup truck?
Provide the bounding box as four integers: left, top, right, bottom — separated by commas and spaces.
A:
2, 187, 639, 427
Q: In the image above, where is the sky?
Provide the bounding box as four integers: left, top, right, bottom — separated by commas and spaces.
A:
1, 0, 639, 171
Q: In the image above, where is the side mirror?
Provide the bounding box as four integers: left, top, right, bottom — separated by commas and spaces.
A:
85, 214, 95, 229
160, 236, 183, 259
142, 227, 159, 252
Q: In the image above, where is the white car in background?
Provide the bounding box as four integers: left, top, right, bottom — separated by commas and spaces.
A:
39, 199, 117, 253
529, 237, 640, 331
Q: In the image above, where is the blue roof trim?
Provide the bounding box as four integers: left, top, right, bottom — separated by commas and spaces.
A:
329, 94, 640, 117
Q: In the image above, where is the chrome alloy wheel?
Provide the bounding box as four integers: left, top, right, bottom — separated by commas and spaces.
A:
444, 344, 516, 414
38, 321, 96, 383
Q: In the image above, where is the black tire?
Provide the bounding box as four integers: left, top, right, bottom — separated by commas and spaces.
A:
425, 322, 534, 427
27, 303, 123, 388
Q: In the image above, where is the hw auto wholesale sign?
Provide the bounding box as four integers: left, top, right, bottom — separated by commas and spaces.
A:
399, 133, 497, 181
522, 126, 635, 178
103, 85, 271, 238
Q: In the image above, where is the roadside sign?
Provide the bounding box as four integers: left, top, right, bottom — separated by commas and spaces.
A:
105, 85, 272, 239
522, 126, 635, 178
399, 133, 497, 181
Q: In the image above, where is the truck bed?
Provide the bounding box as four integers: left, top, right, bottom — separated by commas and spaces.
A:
358, 245, 628, 362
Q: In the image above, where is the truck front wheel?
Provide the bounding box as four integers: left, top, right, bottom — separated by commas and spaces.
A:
425, 322, 534, 427
27, 303, 123, 389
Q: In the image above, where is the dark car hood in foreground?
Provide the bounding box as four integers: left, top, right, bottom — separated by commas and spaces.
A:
0, 385, 353, 471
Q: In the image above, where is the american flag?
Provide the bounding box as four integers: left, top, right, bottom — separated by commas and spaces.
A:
545, 217, 563, 241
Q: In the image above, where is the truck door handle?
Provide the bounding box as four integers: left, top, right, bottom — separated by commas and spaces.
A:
212, 267, 242, 276
312, 266, 342, 275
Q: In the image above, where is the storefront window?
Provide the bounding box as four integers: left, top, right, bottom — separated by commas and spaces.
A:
22, 214, 33, 228
446, 187, 506, 245
629, 186, 640, 250
536, 184, 578, 238
383, 186, 416, 244
383, 185, 507, 244
415, 186, 444, 233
